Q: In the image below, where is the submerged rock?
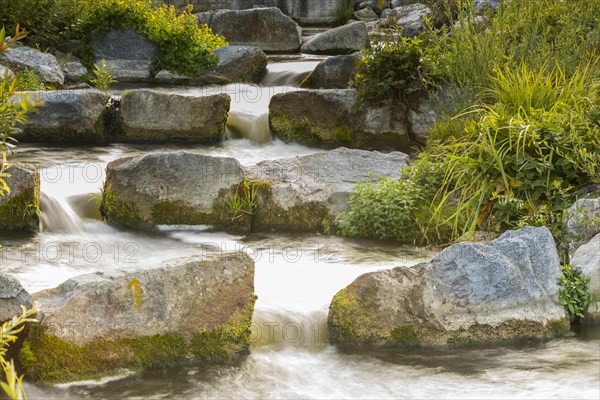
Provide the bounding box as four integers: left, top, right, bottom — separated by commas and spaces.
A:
247, 147, 409, 232
300, 22, 369, 55
0, 46, 64, 85
211, 8, 302, 52
328, 226, 569, 346
114, 89, 230, 143
155, 45, 267, 85
269, 89, 409, 150
571, 233, 600, 322
0, 273, 33, 323
301, 54, 360, 89
101, 152, 245, 228
20, 252, 256, 383
0, 164, 40, 233
15, 89, 109, 143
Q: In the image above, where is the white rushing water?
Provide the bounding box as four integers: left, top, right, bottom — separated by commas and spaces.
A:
2, 60, 599, 399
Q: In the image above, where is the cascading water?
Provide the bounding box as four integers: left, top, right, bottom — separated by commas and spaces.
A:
3, 61, 599, 399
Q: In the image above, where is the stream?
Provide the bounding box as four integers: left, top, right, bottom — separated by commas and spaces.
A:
1, 61, 598, 399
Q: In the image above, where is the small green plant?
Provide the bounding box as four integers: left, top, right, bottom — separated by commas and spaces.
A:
0, 303, 39, 400
90, 59, 117, 92
13, 70, 45, 91
558, 264, 593, 322
225, 179, 256, 221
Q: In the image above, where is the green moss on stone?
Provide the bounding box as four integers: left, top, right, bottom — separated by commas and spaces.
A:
189, 295, 257, 361
251, 183, 333, 233
0, 189, 40, 233
547, 319, 570, 334
334, 126, 353, 143
151, 201, 217, 226
20, 296, 256, 384
390, 326, 419, 345
100, 182, 146, 228
328, 288, 373, 345
270, 110, 410, 151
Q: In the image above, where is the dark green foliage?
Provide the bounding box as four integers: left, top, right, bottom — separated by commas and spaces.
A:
0, 0, 227, 76
558, 264, 594, 322
351, 37, 438, 110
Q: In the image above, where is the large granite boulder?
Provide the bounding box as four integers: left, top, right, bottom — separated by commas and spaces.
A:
564, 197, 600, 254
247, 147, 408, 232
328, 226, 569, 346
0, 273, 33, 323
211, 8, 302, 52
269, 89, 410, 150
101, 152, 245, 229
300, 22, 369, 55
90, 28, 159, 82
114, 89, 230, 143
301, 54, 360, 89
0, 164, 40, 233
15, 89, 109, 143
571, 233, 600, 321
0, 46, 64, 85
20, 253, 256, 383
155, 45, 267, 85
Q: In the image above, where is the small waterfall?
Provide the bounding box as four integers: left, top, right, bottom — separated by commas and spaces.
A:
40, 193, 83, 233
226, 112, 271, 143
39, 163, 105, 233
252, 308, 328, 350
260, 61, 321, 86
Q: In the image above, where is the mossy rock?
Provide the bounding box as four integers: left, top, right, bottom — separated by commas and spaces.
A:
269, 90, 410, 151
14, 90, 110, 144
21, 253, 256, 383
100, 152, 248, 231
0, 165, 40, 233
328, 227, 572, 347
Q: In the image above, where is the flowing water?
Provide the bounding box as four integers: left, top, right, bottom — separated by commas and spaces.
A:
2, 61, 599, 399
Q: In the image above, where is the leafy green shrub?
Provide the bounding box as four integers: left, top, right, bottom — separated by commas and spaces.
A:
351, 37, 438, 110
558, 264, 593, 322
341, 0, 599, 245
81, 0, 226, 76
425, 64, 599, 240
0, 27, 36, 196
338, 158, 453, 244
0, 0, 227, 76
0, 0, 85, 49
